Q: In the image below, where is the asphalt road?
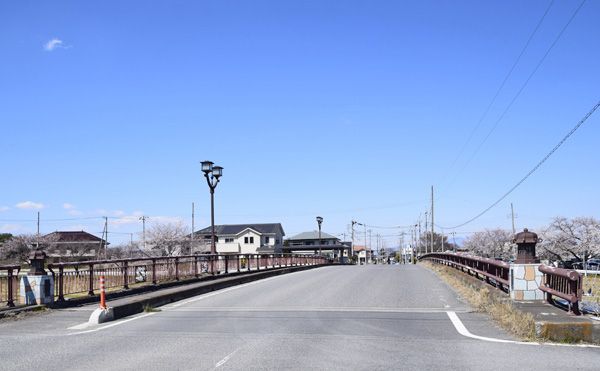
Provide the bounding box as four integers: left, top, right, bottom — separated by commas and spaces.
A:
1, 264, 599, 370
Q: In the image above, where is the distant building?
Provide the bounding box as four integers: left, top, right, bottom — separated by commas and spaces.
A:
284, 231, 351, 261
353, 245, 372, 265
192, 223, 285, 254
43, 231, 107, 262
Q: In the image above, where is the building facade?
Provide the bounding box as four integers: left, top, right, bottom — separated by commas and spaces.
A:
192, 223, 285, 254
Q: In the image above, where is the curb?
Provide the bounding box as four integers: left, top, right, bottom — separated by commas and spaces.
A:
536, 319, 600, 344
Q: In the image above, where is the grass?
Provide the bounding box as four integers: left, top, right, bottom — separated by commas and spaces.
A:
423, 261, 537, 341
143, 303, 161, 312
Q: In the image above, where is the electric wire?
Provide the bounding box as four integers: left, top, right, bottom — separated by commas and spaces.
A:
440, 0, 555, 186
440, 99, 600, 230
444, 0, 587, 190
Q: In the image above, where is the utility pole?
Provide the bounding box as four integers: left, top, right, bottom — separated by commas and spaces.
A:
431, 186, 434, 253
364, 224, 367, 264
441, 228, 444, 252
139, 216, 149, 251
351, 220, 356, 259
103, 216, 108, 258
424, 212, 428, 254
418, 220, 421, 255
452, 231, 457, 252
130, 233, 134, 257
191, 202, 195, 254
511, 202, 516, 235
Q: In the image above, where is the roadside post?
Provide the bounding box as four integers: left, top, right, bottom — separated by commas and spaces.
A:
89, 275, 114, 324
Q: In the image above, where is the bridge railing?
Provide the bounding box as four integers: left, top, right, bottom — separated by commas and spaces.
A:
0, 264, 21, 307
47, 253, 326, 302
419, 252, 510, 291
538, 265, 583, 315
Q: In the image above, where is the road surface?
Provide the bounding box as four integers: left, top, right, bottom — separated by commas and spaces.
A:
0, 264, 598, 370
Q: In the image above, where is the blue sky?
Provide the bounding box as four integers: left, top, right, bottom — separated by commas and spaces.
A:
1, 0, 599, 248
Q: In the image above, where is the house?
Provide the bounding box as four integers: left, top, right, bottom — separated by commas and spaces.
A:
353, 245, 372, 265
192, 223, 285, 254
43, 231, 107, 262
284, 231, 351, 261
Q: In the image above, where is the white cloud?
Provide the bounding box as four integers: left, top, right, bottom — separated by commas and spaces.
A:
0, 206, 9, 212
15, 201, 45, 210
44, 38, 65, 51
67, 209, 83, 216
63, 203, 75, 209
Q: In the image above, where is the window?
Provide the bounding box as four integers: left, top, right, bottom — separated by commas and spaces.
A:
265, 237, 270, 244
245, 237, 254, 244
244, 237, 248, 244
225, 238, 234, 243
276, 239, 280, 244
250, 236, 254, 243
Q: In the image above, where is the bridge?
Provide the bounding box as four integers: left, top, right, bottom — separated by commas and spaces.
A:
1, 263, 599, 370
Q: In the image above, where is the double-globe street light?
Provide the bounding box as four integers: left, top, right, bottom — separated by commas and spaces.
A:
201, 161, 223, 255
316, 216, 323, 256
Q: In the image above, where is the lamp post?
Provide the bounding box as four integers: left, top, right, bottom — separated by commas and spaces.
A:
201, 161, 223, 255
316, 216, 323, 257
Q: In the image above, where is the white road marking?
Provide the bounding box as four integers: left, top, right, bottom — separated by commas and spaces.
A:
67, 313, 157, 335
214, 348, 239, 368
446, 311, 600, 348
169, 306, 468, 313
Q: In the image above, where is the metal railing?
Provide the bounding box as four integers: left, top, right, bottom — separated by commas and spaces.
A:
538, 265, 583, 315
47, 253, 327, 302
419, 252, 510, 291
0, 265, 21, 307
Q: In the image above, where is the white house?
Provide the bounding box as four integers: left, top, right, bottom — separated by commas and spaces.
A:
192, 223, 285, 254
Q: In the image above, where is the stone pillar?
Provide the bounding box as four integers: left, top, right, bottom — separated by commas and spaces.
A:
509, 263, 544, 301
20, 249, 54, 305
510, 229, 543, 301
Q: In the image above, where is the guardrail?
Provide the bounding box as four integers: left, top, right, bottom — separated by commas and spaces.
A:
0, 265, 21, 307
538, 265, 583, 315
47, 253, 326, 302
419, 253, 510, 291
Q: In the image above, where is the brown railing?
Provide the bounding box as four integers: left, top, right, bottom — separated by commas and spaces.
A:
419, 252, 510, 291
47, 253, 327, 302
538, 265, 583, 315
0, 265, 21, 307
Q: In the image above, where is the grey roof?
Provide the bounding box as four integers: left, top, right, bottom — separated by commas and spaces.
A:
194, 223, 285, 236
287, 231, 339, 241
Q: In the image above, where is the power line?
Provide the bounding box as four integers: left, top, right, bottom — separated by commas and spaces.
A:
0, 216, 104, 222
440, 99, 600, 230
440, 0, 555, 185
444, 0, 587, 191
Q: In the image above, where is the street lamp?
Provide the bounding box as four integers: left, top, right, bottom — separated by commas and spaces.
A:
316, 216, 323, 257
201, 160, 223, 254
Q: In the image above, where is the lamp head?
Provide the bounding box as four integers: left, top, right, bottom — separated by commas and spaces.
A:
212, 166, 223, 179
201, 160, 214, 173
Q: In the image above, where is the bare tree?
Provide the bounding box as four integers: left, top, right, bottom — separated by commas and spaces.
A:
142, 221, 190, 257
419, 231, 458, 252
462, 229, 513, 260
540, 216, 600, 263
0, 233, 59, 264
